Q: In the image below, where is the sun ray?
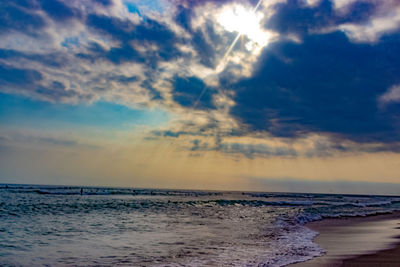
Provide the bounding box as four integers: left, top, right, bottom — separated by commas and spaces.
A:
216, 0, 265, 72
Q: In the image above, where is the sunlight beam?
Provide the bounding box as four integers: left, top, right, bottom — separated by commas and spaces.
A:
216, 0, 264, 72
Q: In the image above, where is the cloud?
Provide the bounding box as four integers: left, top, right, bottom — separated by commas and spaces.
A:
266, 0, 376, 38
0, 0, 187, 105
1, 0, 400, 157
219, 142, 297, 158
302, 136, 400, 157
379, 84, 400, 106
86, 13, 182, 64
0, 64, 42, 86
0, 0, 265, 108
172, 76, 216, 109
152, 130, 210, 138
41, 0, 79, 22
0, 132, 99, 149
35, 81, 83, 102
231, 30, 400, 143
0, 1, 47, 36
0, 48, 68, 68
189, 139, 209, 151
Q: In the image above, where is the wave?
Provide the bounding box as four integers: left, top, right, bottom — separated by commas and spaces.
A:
1, 185, 222, 197
2, 185, 400, 267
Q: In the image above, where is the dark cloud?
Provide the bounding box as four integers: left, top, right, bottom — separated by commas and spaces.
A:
190, 139, 209, 151
175, 5, 192, 32
35, 81, 80, 101
0, 1, 46, 36
192, 29, 217, 68
175, 0, 252, 8
0, 0, 110, 36
305, 139, 400, 157
110, 75, 138, 84
153, 130, 181, 138
78, 42, 145, 65
0, 64, 42, 86
219, 142, 297, 159
0, 49, 67, 68
87, 14, 136, 41
266, 0, 376, 37
93, 0, 113, 6
76, 42, 107, 63
175, 6, 223, 68
152, 130, 210, 138
40, 0, 78, 22
86, 14, 181, 65
186, 138, 298, 158
0, 63, 83, 102
231, 30, 400, 143
304, 139, 351, 157
107, 44, 145, 64
140, 78, 163, 100
172, 76, 216, 109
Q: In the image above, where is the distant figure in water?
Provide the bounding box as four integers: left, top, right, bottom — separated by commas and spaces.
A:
80, 188, 83, 195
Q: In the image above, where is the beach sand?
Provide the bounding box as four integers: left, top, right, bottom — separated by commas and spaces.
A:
289, 212, 400, 266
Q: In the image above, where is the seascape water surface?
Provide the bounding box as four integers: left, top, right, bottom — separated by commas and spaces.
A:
2, 184, 400, 266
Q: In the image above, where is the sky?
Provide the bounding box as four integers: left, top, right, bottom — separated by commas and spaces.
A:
1, 0, 400, 194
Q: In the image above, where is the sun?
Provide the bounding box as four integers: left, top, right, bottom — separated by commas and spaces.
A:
217, 4, 269, 47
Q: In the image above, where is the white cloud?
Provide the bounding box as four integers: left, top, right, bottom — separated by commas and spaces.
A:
339, 8, 400, 43
329, 0, 400, 43
379, 84, 400, 106
331, 0, 359, 11
304, 0, 322, 7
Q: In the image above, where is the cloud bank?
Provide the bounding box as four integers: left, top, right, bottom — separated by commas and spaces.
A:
1, 0, 400, 158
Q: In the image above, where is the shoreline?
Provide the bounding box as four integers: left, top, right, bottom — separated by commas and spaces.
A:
289, 211, 400, 266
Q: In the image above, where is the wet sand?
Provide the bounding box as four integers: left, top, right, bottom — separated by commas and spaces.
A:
342, 243, 400, 266
289, 211, 400, 266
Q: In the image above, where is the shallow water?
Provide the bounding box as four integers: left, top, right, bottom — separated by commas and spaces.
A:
1, 184, 400, 266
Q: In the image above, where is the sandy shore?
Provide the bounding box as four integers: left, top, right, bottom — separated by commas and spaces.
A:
289, 211, 400, 266
342, 243, 400, 266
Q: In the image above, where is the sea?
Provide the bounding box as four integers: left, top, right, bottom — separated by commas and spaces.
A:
1, 184, 400, 266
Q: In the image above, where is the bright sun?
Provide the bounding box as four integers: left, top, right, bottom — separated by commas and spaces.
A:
217, 4, 269, 47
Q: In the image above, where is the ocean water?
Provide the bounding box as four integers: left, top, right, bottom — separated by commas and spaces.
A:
1, 185, 400, 266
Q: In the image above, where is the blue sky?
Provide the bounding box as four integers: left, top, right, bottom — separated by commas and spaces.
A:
0, 93, 169, 130
1, 0, 400, 192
